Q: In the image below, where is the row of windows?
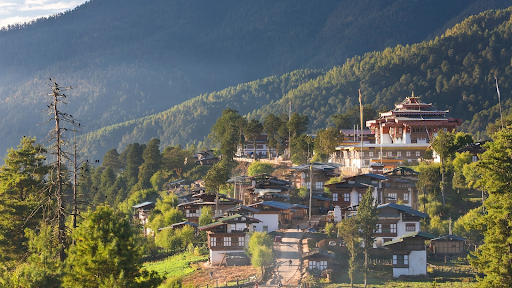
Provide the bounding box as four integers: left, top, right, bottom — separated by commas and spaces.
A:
305, 182, 324, 189
344, 151, 422, 158
333, 193, 361, 202
210, 236, 245, 247
308, 260, 328, 271
376, 224, 397, 234
385, 192, 409, 202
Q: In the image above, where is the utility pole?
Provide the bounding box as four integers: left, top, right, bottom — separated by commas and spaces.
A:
309, 163, 313, 226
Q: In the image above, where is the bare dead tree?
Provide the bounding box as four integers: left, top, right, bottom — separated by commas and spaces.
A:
41, 78, 80, 261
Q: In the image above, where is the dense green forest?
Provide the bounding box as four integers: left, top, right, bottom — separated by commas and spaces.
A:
1, 0, 512, 156
79, 7, 512, 158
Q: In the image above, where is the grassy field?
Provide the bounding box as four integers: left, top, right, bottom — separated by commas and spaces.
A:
143, 252, 208, 279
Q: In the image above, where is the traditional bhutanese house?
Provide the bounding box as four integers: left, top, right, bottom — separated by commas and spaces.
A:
133, 201, 155, 237
382, 231, 435, 278
375, 203, 428, 247
382, 167, 420, 210
430, 235, 466, 257
177, 192, 241, 223
249, 201, 307, 232
326, 173, 386, 222
199, 214, 260, 265
157, 221, 199, 235
331, 95, 462, 171
288, 163, 340, 195
245, 174, 294, 205
236, 134, 276, 158
303, 248, 335, 272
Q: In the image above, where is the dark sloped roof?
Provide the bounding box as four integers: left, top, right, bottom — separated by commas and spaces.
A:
377, 203, 428, 218
303, 248, 335, 259
431, 235, 466, 242
198, 221, 225, 231
382, 231, 435, 246
224, 205, 260, 213
250, 201, 306, 210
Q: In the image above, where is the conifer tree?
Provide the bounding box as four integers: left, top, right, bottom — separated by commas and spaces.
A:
338, 217, 360, 288
64, 206, 161, 287
470, 128, 512, 287
0, 137, 47, 268
357, 189, 378, 288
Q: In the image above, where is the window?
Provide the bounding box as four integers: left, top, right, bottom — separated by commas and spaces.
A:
319, 261, 328, 270
224, 237, 231, 247
333, 193, 338, 202
390, 224, 397, 233
263, 226, 268, 232
416, 151, 421, 157
358, 193, 363, 203
397, 151, 402, 157
472, 155, 478, 162
393, 254, 409, 265
210, 237, 216, 247
403, 192, 409, 201
239, 236, 245, 247
387, 193, 397, 201
406, 223, 416, 232
406, 151, 411, 157
344, 193, 350, 202
369, 151, 374, 157
375, 224, 382, 233
387, 151, 393, 157
306, 182, 311, 189
361, 152, 365, 157
316, 182, 324, 189
230, 224, 236, 231
378, 152, 382, 157
309, 260, 317, 270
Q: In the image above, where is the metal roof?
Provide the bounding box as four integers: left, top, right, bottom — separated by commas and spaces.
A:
224, 205, 260, 213
312, 195, 332, 201
250, 201, 305, 210
158, 221, 198, 231
198, 221, 225, 231
132, 201, 154, 209
290, 162, 338, 171
431, 235, 466, 242
382, 231, 435, 246
377, 203, 428, 218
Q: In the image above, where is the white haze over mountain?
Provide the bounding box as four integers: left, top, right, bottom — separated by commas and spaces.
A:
0, 0, 85, 28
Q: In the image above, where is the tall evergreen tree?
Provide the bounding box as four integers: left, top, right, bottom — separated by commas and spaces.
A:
245, 119, 263, 157
0, 137, 47, 268
209, 108, 245, 161
338, 217, 360, 288
263, 113, 282, 158
138, 138, 162, 189
357, 189, 379, 288
125, 143, 145, 187
64, 206, 161, 287
470, 128, 512, 287
102, 148, 123, 174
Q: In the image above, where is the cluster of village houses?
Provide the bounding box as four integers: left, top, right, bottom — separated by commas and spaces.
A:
133, 96, 476, 278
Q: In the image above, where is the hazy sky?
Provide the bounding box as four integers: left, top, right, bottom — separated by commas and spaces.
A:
0, 0, 85, 28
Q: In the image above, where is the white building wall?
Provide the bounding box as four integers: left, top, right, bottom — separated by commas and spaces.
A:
210, 249, 245, 265
253, 214, 279, 232
393, 267, 409, 278
408, 250, 427, 276
333, 206, 342, 222
404, 132, 411, 144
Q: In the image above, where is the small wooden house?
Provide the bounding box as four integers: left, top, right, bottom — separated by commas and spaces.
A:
302, 248, 335, 272
382, 231, 434, 278
133, 201, 155, 237
430, 235, 466, 257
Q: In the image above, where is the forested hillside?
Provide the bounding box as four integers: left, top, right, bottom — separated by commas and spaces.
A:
1, 0, 512, 155
80, 7, 512, 158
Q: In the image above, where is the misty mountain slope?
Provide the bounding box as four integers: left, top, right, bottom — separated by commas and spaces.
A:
1, 0, 512, 155
78, 7, 512, 158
